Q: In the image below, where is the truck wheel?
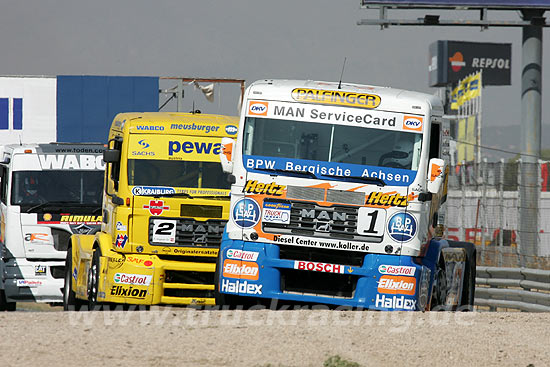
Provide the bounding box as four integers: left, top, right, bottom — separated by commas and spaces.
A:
448, 241, 476, 310
0, 289, 16, 311
430, 257, 447, 311
87, 247, 102, 311
63, 247, 86, 311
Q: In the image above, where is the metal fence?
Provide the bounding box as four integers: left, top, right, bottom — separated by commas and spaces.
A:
446, 161, 550, 269
475, 266, 550, 312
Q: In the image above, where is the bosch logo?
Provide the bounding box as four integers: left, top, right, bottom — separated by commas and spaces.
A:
387, 212, 417, 242
232, 197, 261, 228
138, 140, 150, 149
225, 125, 238, 135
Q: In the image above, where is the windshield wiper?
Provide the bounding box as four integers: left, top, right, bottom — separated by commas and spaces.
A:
254, 168, 317, 179
24, 201, 85, 213
321, 174, 386, 187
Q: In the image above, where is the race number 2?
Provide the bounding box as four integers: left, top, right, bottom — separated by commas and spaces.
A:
152, 219, 177, 243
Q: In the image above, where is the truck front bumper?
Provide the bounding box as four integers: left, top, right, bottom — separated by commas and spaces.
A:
218, 239, 433, 311
3, 258, 65, 303
96, 252, 217, 306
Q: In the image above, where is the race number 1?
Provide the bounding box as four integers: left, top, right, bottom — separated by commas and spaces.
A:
152, 219, 177, 243
357, 208, 386, 236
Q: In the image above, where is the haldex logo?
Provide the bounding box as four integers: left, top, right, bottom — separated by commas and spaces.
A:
449, 52, 466, 72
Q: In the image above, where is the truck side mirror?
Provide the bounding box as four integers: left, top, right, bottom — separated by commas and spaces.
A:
427, 158, 445, 194
103, 149, 120, 163
220, 137, 235, 173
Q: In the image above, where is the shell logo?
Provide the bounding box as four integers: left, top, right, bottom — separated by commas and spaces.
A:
449, 52, 466, 72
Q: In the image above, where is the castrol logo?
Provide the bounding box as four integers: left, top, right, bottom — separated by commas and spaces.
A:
378, 265, 416, 276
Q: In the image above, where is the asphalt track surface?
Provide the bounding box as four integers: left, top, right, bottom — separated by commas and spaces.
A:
0, 307, 548, 367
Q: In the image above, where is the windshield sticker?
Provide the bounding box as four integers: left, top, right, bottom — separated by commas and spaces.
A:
128, 135, 224, 161
243, 155, 416, 187
132, 186, 176, 196
246, 101, 423, 134
291, 88, 381, 109
37, 214, 102, 224
38, 154, 105, 170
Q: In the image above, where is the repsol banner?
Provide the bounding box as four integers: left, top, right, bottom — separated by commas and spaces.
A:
127, 134, 222, 161
429, 40, 511, 86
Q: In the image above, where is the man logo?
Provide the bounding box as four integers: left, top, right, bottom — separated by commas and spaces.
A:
248, 101, 268, 116
403, 116, 423, 132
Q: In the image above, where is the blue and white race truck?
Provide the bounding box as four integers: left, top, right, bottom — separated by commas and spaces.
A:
0, 143, 104, 310
216, 79, 475, 310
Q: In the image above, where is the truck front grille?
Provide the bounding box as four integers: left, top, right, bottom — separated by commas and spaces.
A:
279, 246, 365, 267
280, 268, 357, 299
149, 218, 227, 247
263, 201, 381, 242
52, 228, 72, 252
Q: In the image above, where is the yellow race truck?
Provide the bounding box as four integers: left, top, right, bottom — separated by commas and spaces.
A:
63, 112, 239, 309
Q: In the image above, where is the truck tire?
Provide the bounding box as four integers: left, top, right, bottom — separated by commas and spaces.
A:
448, 241, 476, 310
63, 247, 86, 311
0, 289, 16, 311
87, 247, 102, 311
430, 257, 448, 310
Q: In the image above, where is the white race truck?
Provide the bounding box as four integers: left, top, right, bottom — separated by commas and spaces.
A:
217, 79, 476, 310
0, 143, 104, 310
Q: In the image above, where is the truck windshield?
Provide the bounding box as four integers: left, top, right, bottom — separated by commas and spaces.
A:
11, 170, 104, 207
127, 159, 231, 189
243, 117, 422, 171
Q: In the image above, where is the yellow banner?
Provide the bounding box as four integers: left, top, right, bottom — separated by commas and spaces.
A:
466, 116, 476, 162
450, 86, 459, 110
457, 117, 476, 162
128, 134, 222, 161
467, 72, 481, 99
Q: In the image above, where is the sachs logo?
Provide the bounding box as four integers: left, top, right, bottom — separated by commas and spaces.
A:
449, 52, 466, 72
403, 116, 423, 132
248, 101, 268, 116
138, 140, 150, 149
